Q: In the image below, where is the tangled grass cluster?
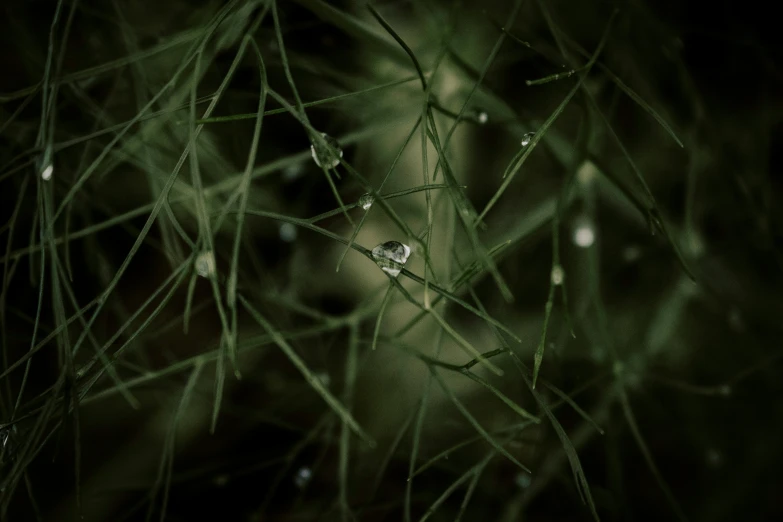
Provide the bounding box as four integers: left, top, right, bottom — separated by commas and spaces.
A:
1, 0, 781, 521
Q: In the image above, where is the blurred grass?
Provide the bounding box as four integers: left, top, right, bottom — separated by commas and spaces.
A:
1, 0, 782, 521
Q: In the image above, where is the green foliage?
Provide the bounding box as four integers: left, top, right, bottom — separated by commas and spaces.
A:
1, 0, 782, 521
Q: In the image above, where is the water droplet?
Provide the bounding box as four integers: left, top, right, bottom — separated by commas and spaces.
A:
1, 424, 19, 461
359, 193, 374, 210
551, 265, 564, 285
195, 250, 216, 278
515, 471, 532, 489
371, 241, 411, 278
520, 132, 535, 147
310, 132, 343, 169
279, 222, 297, 242
473, 109, 489, 125
572, 217, 595, 248
294, 466, 312, 488
41, 163, 53, 181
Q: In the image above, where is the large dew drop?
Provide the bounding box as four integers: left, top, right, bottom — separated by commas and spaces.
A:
310, 132, 343, 169
358, 193, 374, 210
520, 132, 535, 147
371, 241, 411, 278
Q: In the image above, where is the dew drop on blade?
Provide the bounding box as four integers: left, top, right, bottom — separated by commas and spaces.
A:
41, 163, 53, 181
520, 132, 535, 147
473, 108, 489, 125
195, 250, 216, 278
371, 241, 411, 278
310, 132, 343, 169
358, 193, 374, 210
551, 265, 564, 285
1, 424, 19, 455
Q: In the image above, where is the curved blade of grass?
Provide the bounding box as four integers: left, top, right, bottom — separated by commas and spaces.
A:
411, 420, 533, 478
185, 48, 240, 419
425, 111, 513, 302
368, 401, 416, 501
405, 327, 444, 522
392, 240, 514, 340
461, 369, 538, 422
510, 352, 600, 522
291, 0, 409, 66
0, 28, 203, 102
338, 322, 359, 521
431, 368, 530, 473
76, 260, 192, 398
419, 456, 488, 522
540, 379, 605, 435
527, 67, 583, 86
239, 295, 374, 447
582, 96, 696, 280
367, 4, 427, 91
476, 9, 616, 224
455, 456, 489, 522
146, 359, 203, 522
428, 309, 503, 376
48, 23, 218, 226
0, 295, 99, 381
227, 35, 268, 311
82, 322, 342, 405
617, 381, 690, 522
270, 0, 354, 226
239, 209, 519, 340
307, 183, 451, 225
336, 115, 422, 272
555, 30, 684, 148
372, 283, 394, 351
53, 259, 139, 409
532, 283, 556, 388
195, 75, 418, 124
